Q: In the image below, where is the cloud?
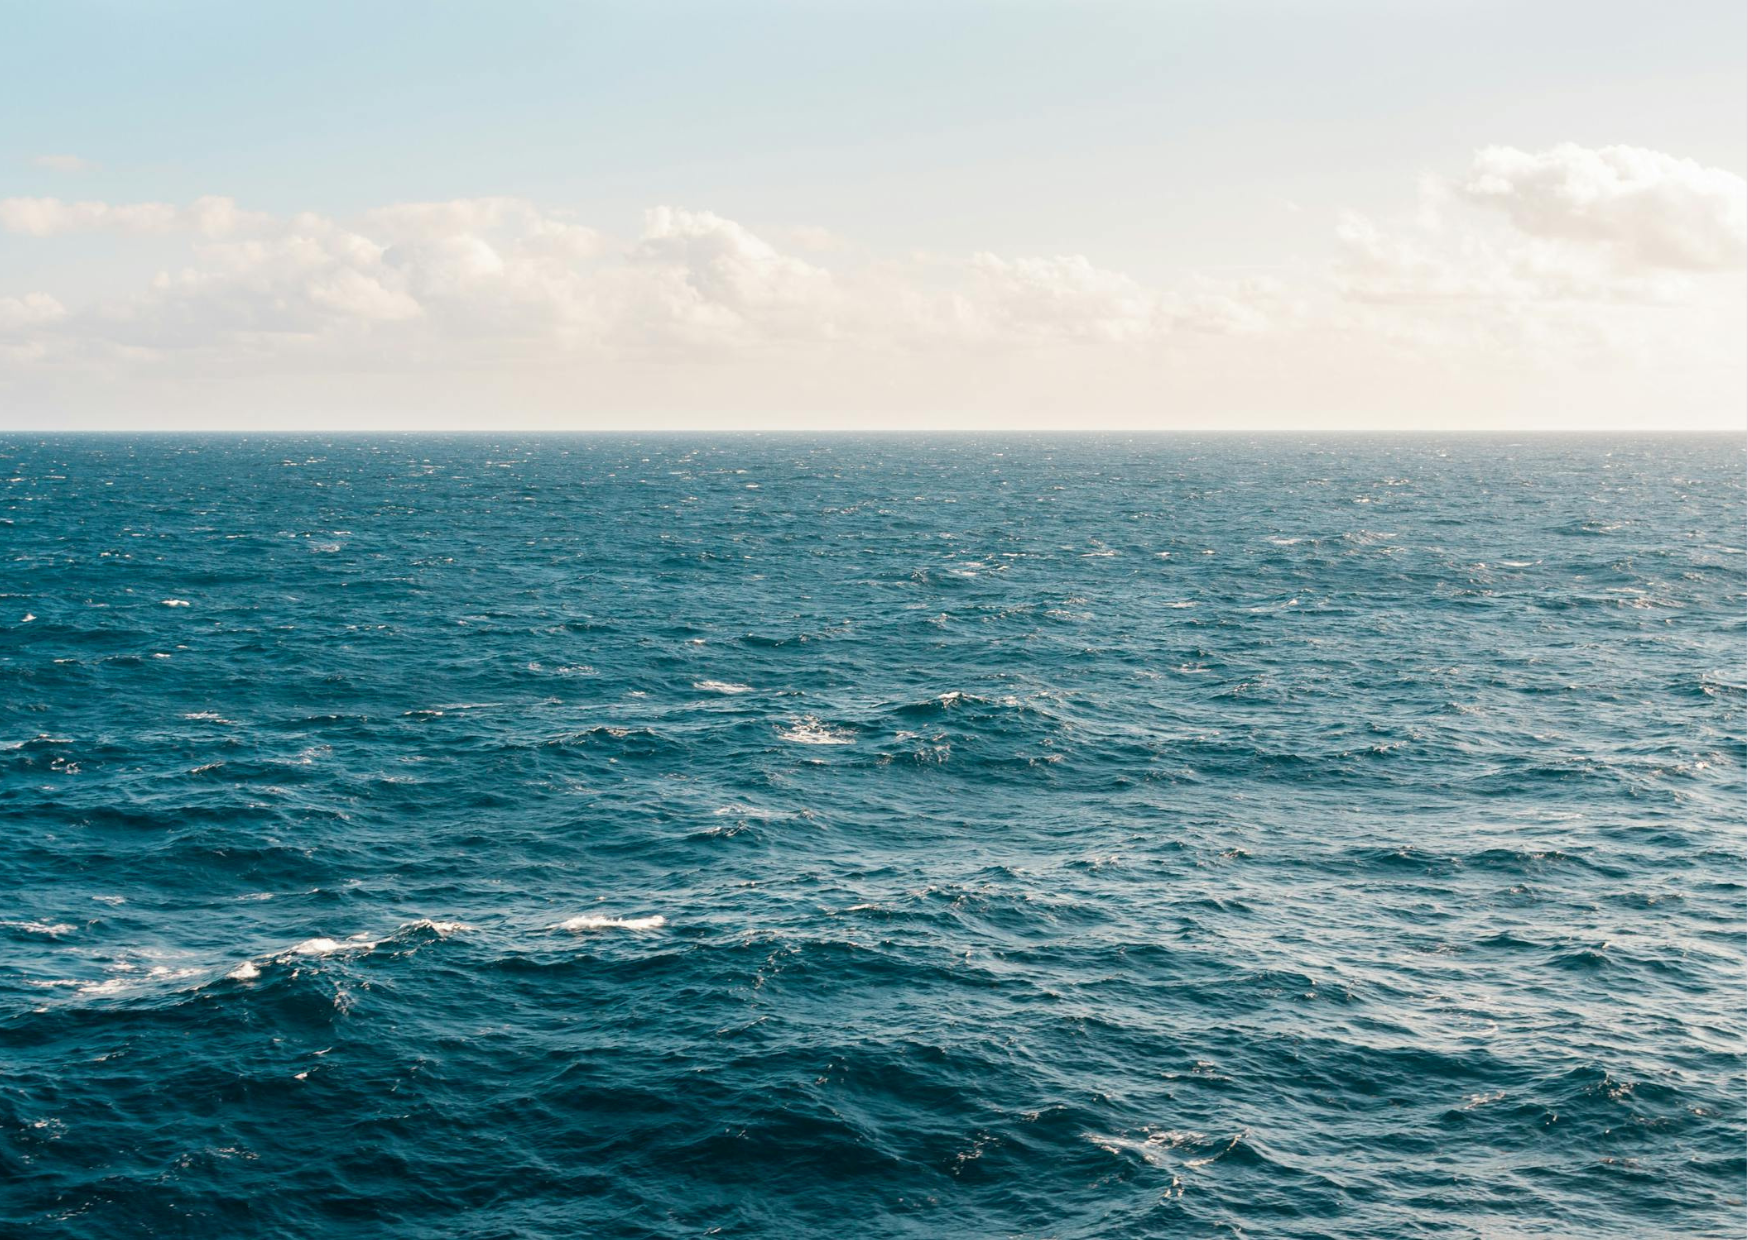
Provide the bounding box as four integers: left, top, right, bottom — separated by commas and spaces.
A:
63, 230, 416, 362
1334, 211, 1685, 305
1321, 142, 1748, 373
776, 224, 848, 254
0, 292, 67, 331
32, 154, 97, 174
0, 145, 1738, 429
1, 193, 1278, 370
0, 195, 272, 238
0, 197, 178, 236
889, 253, 1279, 348
361, 197, 600, 251
0, 292, 66, 364
626, 206, 836, 341
1323, 141, 1748, 376
1460, 143, 1746, 271
964, 252, 1164, 343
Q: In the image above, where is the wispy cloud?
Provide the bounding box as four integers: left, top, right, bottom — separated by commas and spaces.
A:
31, 154, 98, 174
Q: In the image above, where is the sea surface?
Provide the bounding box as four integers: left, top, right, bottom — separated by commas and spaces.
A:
1, 434, 1743, 1239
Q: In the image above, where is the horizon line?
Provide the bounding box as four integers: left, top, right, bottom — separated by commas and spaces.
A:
3, 427, 1741, 439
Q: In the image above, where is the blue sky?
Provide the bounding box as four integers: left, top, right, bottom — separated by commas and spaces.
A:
2, 1, 1744, 428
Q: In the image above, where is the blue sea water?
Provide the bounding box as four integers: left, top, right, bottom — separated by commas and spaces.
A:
1, 434, 1743, 1239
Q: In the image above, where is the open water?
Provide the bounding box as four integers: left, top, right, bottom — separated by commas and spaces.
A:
1, 434, 1743, 1238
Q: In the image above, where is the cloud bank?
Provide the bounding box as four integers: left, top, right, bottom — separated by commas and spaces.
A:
0, 144, 1740, 429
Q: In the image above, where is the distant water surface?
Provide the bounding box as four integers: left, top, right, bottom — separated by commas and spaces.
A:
2, 435, 1743, 1238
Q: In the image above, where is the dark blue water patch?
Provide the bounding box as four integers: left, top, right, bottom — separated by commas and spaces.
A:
0, 434, 1743, 1239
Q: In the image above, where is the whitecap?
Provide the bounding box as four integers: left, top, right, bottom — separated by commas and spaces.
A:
1086, 1128, 1234, 1170
558, 913, 667, 932
289, 937, 346, 956
695, 680, 754, 694
2, 919, 76, 937
161, 599, 191, 607
288, 934, 378, 957
778, 717, 855, 745
77, 964, 202, 997
713, 803, 791, 820
1086, 1132, 1182, 1168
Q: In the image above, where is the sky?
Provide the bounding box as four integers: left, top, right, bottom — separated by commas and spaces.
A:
2, 0, 1744, 431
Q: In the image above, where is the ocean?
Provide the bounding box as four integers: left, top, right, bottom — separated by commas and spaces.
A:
2, 434, 1743, 1238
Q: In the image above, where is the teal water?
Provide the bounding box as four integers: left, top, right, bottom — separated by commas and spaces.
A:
2, 435, 1743, 1238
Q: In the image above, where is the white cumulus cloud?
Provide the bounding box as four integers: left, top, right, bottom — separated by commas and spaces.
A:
0, 144, 1738, 428
1460, 143, 1746, 271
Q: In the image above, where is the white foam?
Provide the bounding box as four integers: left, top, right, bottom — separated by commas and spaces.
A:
1086, 1128, 1219, 1169
2, 919, 76, 936
405, 919, 474, 935
77, 964, 202, 997
227, 961, 261, 981
161, 599, 191, 607
694, 680, 754, 694
778, 716, 855, 745
288, 933, 378, 957
290, 937, 345, 956
558, 913, 667, 932
713, 803, 791, 820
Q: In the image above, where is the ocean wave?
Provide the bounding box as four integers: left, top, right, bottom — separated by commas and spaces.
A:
777, 716, 855, 745
556, 913, 667, 932
2, 434, 1740, 1240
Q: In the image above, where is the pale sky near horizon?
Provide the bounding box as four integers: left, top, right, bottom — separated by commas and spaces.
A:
2, 0, 1744, 431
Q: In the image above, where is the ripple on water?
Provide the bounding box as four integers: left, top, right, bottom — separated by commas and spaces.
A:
0, 434, 1741, 1240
